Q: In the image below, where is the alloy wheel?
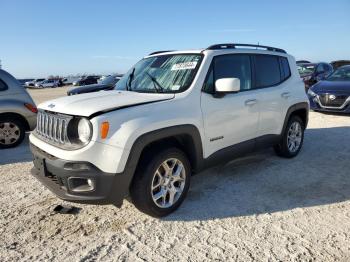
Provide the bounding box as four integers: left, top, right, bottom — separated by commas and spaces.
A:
287, 121, 302, 153
151, 158, 186, 208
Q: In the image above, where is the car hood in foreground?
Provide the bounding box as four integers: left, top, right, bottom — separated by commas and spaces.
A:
311, 80, 350, 94
38, 90, 175, 117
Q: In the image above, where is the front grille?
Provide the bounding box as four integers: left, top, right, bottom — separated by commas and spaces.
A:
36, 111, 72, 145
318, 94, 348, 108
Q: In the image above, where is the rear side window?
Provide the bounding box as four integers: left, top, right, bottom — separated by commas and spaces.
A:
0, 79, 8, 91
255, 55, 281, 88
279, 57, 291, 81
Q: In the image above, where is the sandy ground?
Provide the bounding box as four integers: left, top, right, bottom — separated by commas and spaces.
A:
1, 88, 350, 261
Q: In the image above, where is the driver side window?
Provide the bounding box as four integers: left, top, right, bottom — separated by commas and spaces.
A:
203, 55, 252, 94
202, 66, 214, 93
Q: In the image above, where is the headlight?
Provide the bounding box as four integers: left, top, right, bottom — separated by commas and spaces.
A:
307, 89, 317, 97
78, 118, 92, 143
67, 117, 92, 147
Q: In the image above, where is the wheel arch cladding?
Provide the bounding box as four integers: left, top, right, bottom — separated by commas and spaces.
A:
0, 112, 30, 131
282, 102, 309, 133
125, 125, 204, 184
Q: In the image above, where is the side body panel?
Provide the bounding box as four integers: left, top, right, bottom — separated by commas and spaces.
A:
0, 70, 37, 130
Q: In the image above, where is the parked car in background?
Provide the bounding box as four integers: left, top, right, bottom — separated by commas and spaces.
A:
73, 75, 101, 86
29, 43, 308, 217
62, 76, 81, 85
67, 73, 122, 95
308, 65, 350, 113
25, 78, 45, 88
331, 60, 350, 70
18, 79, 34, 87
35, 79, 60, 88
298, 62, 333, 90
296, 60, 311, 64
0, 69, 37, 148
97, 75, 111, 84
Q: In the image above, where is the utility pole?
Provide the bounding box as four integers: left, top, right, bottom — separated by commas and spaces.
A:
0, 59, 2, 69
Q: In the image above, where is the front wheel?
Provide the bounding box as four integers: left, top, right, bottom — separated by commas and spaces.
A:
274, 115, 305, 158
131, 147, 191, 217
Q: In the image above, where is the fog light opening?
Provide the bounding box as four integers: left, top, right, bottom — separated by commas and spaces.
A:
68, 177, 95, 192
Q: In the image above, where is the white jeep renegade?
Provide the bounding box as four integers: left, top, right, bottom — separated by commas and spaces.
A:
30, 43, 309, 217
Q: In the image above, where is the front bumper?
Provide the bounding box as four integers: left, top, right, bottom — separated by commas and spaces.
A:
308, 96, 350, 114
26, 114, 37, 131
30, 143, 131, 206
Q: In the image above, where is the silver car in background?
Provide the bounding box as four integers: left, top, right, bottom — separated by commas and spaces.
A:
0, 69, 37, 148
24, 78, 45, 88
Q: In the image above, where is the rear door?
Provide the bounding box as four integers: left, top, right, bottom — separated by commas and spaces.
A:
200, 54, 261, 157
254, 55, 292, 137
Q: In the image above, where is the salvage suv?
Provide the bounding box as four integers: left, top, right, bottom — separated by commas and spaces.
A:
30, 43, 309, 217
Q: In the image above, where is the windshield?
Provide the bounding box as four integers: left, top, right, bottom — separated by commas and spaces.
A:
115, 54, 202, 93
297, 64, 315, 75
326, 67, 350, 82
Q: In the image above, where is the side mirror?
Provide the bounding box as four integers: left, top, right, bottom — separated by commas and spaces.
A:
215, 78, 240, 94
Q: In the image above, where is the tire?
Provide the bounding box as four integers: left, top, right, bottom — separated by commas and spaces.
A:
130, 147, 191, 217
0, 116, 26, 149
274, 115, 305, 158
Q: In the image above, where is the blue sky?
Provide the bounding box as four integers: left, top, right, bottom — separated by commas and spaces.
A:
1, 0, 349, 78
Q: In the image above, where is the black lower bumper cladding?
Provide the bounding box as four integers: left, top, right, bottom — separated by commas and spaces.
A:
29, 143, 130, 207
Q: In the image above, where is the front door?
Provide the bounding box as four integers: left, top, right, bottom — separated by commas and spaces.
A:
200, 54, 260, 157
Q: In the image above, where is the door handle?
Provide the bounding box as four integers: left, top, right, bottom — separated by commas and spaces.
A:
245, 99, 257, 106
281, 92, 291, 98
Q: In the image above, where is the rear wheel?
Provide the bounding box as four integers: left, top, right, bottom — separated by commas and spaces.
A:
131, 147, 191, 217
0, 116, 26, 149
274, 115, 304, 158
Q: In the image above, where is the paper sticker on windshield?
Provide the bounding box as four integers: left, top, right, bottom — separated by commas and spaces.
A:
171, 62, 197, 71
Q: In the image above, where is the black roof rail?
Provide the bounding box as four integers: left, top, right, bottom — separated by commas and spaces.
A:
148, 50, 175, 56
206, 43, 286, 53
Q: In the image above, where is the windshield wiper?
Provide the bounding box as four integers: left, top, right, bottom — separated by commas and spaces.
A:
145, 72, 164, 93
126, 68, 135, 91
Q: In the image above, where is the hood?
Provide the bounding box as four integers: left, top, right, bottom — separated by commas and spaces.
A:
39, 90, 175, 117
67, 83, 110, 95
311, 80, 350, 94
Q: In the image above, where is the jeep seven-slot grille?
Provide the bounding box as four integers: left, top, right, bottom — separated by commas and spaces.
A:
36, 111, 71, 145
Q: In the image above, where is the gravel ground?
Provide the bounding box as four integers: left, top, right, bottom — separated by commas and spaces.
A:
1, 88, 350, 261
